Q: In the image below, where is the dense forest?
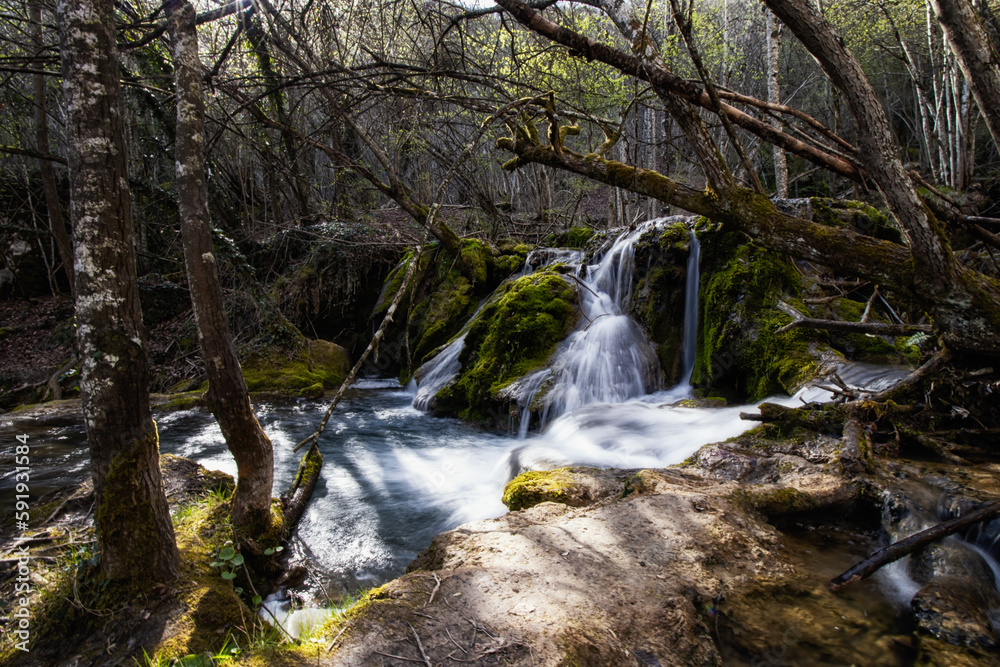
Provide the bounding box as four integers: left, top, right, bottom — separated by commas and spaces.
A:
4, 0, 1000, 664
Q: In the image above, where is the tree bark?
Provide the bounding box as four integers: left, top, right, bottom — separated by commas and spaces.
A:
930, 0, 1000, 155
766, 9, 789, 198
32, 0, 73, 294
56, 0, 178, 582
167, 0, 276, 534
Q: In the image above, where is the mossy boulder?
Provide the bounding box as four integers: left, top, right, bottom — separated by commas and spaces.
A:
693, 223, 828, 401
241, 338, 349, 394
432, 270, 579, 425
371, 238, 531, 379
503, 467, 629, 510
544, 226, 595, 248
630, 221, 691, 384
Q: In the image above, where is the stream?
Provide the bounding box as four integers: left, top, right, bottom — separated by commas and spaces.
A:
3, 217, 993, 649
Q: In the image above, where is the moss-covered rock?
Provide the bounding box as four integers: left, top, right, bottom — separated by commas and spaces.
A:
693, 223, 828, 401
241, 338, 349, 394
544, 226, 595, 248
432, 270, 579, 425
370, 238, 531, 379
630, 221, 691, 384
502, 467, 625, 510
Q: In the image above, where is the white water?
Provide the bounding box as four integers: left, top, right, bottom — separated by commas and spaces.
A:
413, 217, 703, 432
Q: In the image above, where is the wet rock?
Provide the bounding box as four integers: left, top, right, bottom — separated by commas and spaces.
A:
911, 576, 1000, 649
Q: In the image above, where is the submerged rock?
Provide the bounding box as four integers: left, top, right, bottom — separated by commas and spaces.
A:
911, 576, 1000, 649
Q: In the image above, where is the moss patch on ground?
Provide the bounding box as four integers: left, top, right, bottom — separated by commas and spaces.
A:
433, 270, 579, 424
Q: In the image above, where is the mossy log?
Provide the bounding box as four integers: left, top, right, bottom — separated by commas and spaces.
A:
281, 443, 323, 531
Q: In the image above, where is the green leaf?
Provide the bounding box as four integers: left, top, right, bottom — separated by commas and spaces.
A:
234, 587, 243, 594
221, 570, 237, 580
252, 595, 262, 607
209, 561, 223, 568
219, 546, 236, 560
263, 548, 275, 556
230, 554, 245, 567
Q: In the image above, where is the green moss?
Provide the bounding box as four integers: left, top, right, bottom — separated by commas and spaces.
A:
433, 270, 579, 423
374, 252, 414, 314
545, 226, 595, 248
241, 338, 349, 394
502, 468, 577, 510
459, 239, 492, 285
153, 390, 206, 412
809, 198, 902, 243
299, 382, 324, 399
693, 230, 825, 401
630, 222, 690, 384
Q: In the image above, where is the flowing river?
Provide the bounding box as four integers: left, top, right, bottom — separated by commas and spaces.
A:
0, 218, 918, 623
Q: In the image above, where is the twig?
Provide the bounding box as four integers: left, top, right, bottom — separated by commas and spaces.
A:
425, 573, 442, 607
409, 622, 433, 667
446, 627, 469, 655
372, 650, 427, 663
775, 300, 931, 336
326, 623, 349, 652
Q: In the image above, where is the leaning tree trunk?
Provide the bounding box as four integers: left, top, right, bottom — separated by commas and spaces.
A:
32, 0, 73, 294
56, 0, 178, 582
168, 0, 276, 534
930, 0, 1000, 156
762, 0, 1000, 356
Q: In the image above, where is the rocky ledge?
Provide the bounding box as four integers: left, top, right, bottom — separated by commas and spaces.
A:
325, 424, 998, 666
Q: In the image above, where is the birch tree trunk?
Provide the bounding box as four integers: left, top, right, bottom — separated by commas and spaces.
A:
167, 0, 277, 534
56, 0, 179, 582
930, 0, 1000, 155
766, 9, 788, 198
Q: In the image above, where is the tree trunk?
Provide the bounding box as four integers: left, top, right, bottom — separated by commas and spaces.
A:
167, 0, 276, 534
766, 9, 789, 198
32, 0, 73, 294
56, 0, 178, 582
930, 0, 1000, 155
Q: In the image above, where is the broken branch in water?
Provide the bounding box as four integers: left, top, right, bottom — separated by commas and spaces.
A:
829, 500, 1000, 591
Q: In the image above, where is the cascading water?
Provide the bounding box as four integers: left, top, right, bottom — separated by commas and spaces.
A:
1, 218, 923, 639
412, 333, 466, 411
679, 229, 700, 385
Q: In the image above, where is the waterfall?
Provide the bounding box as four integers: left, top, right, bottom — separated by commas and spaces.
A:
412, 218, 703, 432
524, 220, 682, 429
412, 333, 466, 410
679, 230, 701, 385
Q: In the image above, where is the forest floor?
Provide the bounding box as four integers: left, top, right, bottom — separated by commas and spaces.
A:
0, 294, 202, 409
